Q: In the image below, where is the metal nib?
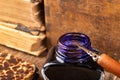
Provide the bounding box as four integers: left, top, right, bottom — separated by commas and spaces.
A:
73, 42, 100, 61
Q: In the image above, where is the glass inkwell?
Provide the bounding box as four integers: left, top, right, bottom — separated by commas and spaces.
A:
56, 32, 92, 63
41, 32, 104, 80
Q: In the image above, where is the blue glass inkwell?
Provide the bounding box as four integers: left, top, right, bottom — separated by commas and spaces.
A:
41, 32, 104, 80
56, 32, 92, 63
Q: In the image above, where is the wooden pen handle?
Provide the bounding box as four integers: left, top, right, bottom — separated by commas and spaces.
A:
97, 54, 120, 77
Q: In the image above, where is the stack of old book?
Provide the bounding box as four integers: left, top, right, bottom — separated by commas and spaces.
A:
0, 0, 46, 56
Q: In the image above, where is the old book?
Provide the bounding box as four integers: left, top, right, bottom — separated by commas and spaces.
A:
0, 0, 46, 56
0, 52, 36, 80
0, 0, 44, 29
